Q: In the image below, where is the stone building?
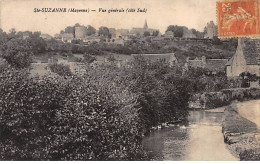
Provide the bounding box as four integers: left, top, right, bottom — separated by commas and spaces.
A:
75, 26, 86, 39
204, 21, 217, 39
185, 56, 228, 74
226, 39, 260, 77
164, 31, 174, 38
130, 19, 160, 36
131, 53, 178, 67
82, 35, 100, 44
61, 33, 74, 43
40, 33, 53, 40
116, 29, 129, 38
22, 32, 30, 39
108, 28, 116, 38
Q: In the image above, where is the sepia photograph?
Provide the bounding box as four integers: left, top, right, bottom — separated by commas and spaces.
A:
0, 0, 259, 161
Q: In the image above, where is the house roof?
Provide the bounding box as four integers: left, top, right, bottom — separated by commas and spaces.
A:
40, 33, 53, 39
188, 58, 228, 72
205, 59, 228, 72
188, 60, 204, 68
243, 39, 260, 65
62, 33, 74, 39
226, 39, 260, 66
131, 53, 177, 62
130, 28, 159, 35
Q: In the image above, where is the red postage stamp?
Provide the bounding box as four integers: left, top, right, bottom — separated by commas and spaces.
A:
217, 0, 260, 38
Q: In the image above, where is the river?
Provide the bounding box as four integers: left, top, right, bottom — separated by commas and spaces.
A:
143, 109, 239, 161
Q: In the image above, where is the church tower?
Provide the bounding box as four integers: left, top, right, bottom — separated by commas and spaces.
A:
144, 19, 148, 30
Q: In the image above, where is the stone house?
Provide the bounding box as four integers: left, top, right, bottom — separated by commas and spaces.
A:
130, 20, 160, 36
185, 56, 228, 74
61, 33, 74, 43
131, 53, 178, 67
226, 39, 260, 77
40, 33, 53, 40
226, 39, 260, 87
165, 31, 174, 38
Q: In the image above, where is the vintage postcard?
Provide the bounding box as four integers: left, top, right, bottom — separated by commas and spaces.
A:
0, 0, 259, 161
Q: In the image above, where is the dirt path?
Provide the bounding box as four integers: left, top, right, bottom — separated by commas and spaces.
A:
237, 100, 260, 129
185, 124, 239, 161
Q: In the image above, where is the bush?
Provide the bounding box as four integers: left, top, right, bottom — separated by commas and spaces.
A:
49, 63, 72, 77
201, 88, 260, 109
240, 148, 260, 161
0, 68, 145, 160
1, 39, 33, 69
0, 57, 192, 160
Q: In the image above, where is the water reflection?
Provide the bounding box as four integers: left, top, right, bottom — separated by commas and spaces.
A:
143, 110, 238, 161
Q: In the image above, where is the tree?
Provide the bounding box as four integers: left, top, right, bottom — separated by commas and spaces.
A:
86, 25, 96, 36
212, 36, 222, 45
0, 29, 8, 45
98, 26, 110, 38
143, 31, 150, 37
8, 28, 17, 39
83, 54, 96, 63
1, 39, 33, 69
49, 63, 72, 76
152, 30, 159, 36
74, 23, 81, 27
166, 25, 184, 37
59, 43, 72, 53
0, 66, 145, 160
9, 28, 16, 34
191, 28, 203, 38
32, 31, 41, 38
203, 26, 207, 38
27, 32, 47, 54
239, 72, 259, 88
64, 26, 75, 34
46, 38, 59, 51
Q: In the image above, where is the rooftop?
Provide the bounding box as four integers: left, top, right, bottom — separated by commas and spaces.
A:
226, 39, 260, 66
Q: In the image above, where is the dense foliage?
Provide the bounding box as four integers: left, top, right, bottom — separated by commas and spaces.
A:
0, 39, 33, 69
0, 55, 192, 160
49, 63, 73, 77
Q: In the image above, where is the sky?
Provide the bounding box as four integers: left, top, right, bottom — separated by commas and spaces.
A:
0, 0, 218, 35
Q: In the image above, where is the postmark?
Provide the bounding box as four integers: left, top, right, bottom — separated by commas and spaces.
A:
217, 0, 260, 38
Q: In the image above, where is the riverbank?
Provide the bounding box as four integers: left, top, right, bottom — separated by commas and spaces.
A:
222, 101, 260, 161
143, 110, 238, 161
190, 87, 260, 110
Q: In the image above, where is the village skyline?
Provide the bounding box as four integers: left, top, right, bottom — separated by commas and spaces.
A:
0, 0, 217, 35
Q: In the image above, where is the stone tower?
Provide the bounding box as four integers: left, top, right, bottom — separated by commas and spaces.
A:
75, 26, 86, 39
144, 19, 148, 30
205, 21, 217, 39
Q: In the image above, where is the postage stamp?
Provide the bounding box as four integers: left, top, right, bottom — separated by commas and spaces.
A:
217, 0, 260, 38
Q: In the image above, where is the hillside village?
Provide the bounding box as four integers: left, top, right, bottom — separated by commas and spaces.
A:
13, 20, 259, 87
1, 12, 260, 163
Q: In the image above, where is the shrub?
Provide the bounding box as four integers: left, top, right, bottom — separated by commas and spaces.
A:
0, 68, 145, 160
1, 39, 33, 69
240, 148, 260, 161
0, 57, 193, 160
49, 63, 72, 77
